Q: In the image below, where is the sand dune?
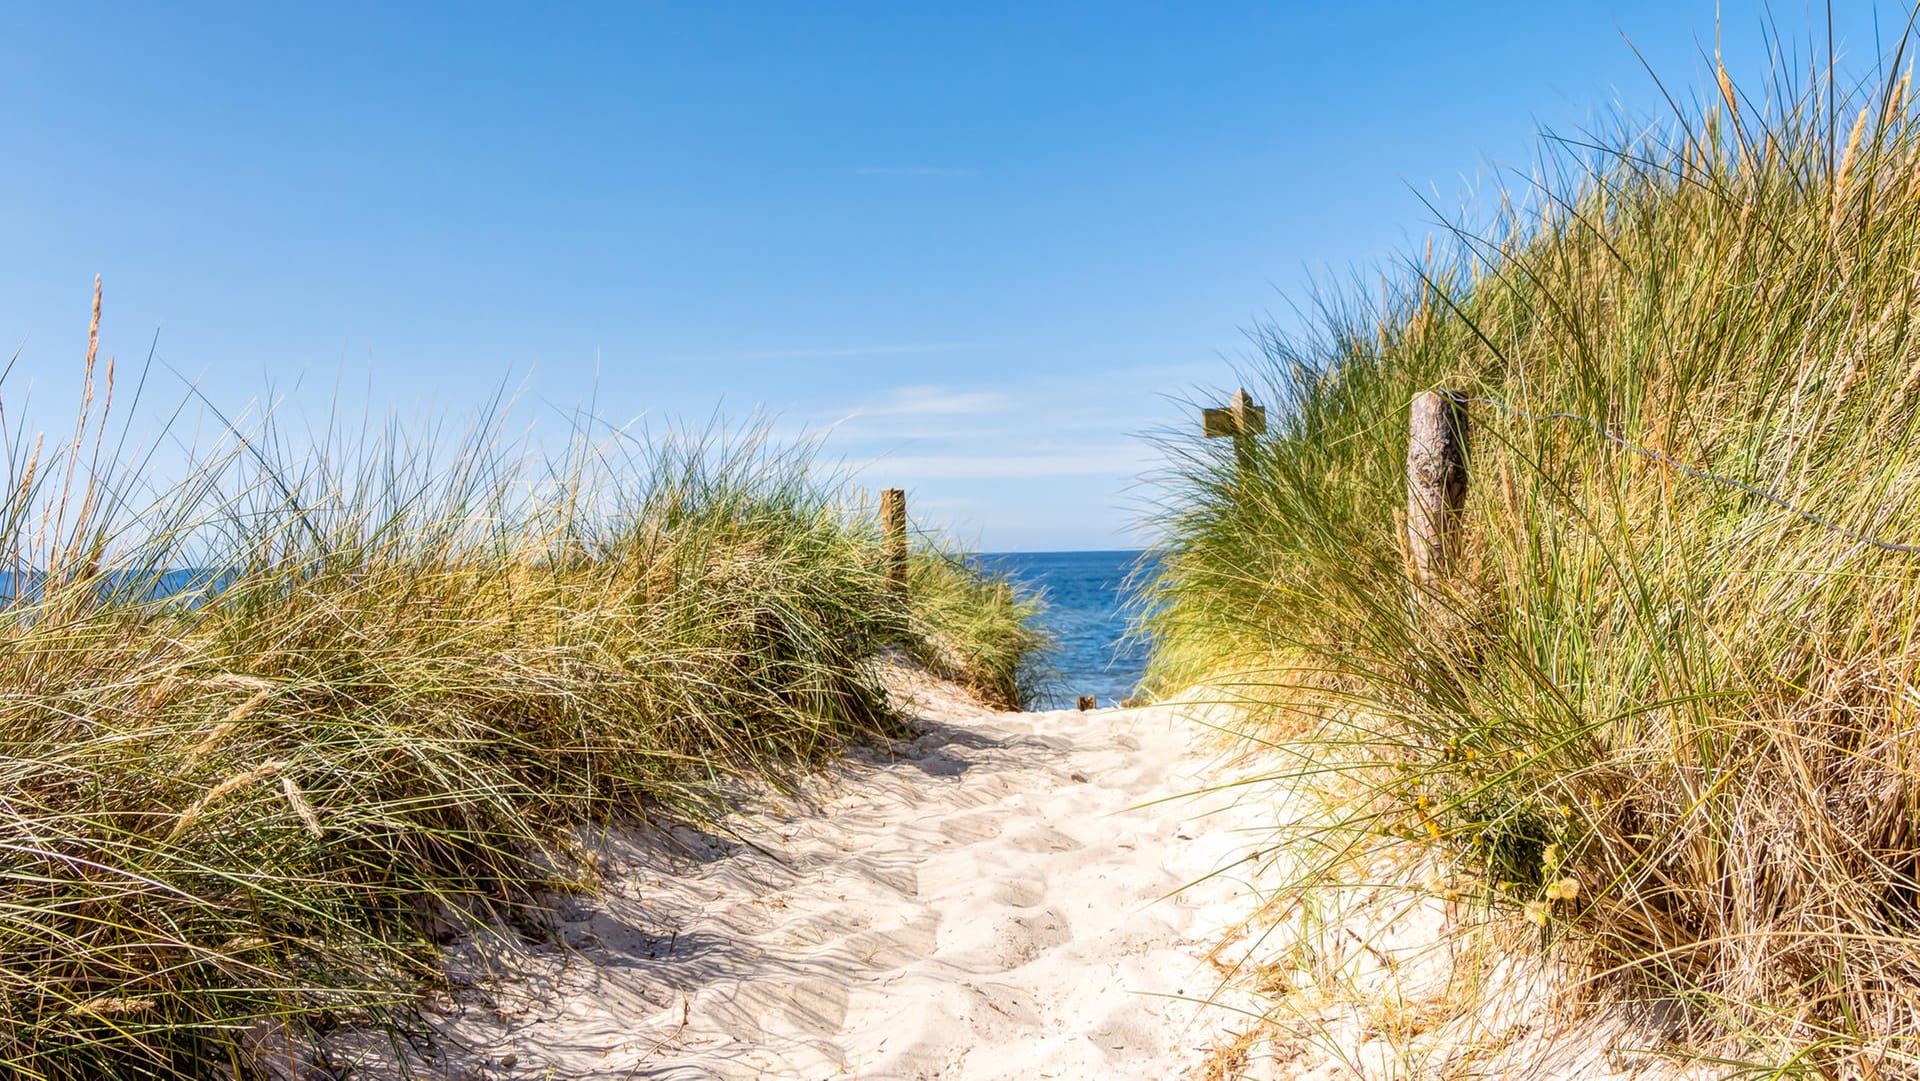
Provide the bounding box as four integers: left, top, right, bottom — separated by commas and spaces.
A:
333, 668, 1276, 1079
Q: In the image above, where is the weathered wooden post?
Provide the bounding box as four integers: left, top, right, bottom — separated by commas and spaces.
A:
1076, 695, 1097, 711
880, 488, 908, 592
1203, 388, 1266, 486
1406, 390, 1469, 593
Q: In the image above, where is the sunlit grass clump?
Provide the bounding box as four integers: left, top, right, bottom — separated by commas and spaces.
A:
903, 548, 1048, 709
1148, 36, 1920, 1071
0, 289, 1043, 1078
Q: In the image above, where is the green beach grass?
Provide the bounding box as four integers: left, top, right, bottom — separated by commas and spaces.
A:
0, 285, 1045, 1077
1146, 31, 1920, 1073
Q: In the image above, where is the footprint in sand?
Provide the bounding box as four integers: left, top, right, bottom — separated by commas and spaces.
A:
992, 908, 1072, 969
1003, 822, 1083, 854
991, 878, 1045, 908
936, 811, 1005, 844
851, 858, 919, 897
687, 985, 765, 1043
735, 978, 850, 1036
941, 908, 1073, 972
834, 919, 939, 970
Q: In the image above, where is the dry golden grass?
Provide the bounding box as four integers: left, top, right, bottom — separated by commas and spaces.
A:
1147, 28, 1920, 1076
0, 288, 1046, 1077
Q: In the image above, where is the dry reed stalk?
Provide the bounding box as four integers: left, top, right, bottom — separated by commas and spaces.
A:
167, 760, 287, 842
66, 997, 156, 1018
1717, 46, 1740, 137
1835, 104, 1872, 230
10, 432, 41, 513
65, 351, 113, 574
143, 671, 183, 709
180, 688, 274, 771
46, 276, 102, 567
202, 672, 278, 692
279, 774, 324, 838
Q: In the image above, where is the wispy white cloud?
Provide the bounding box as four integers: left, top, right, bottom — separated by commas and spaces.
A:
806, 369, 1209, 450
854, 166, 980, 177
859, 385, 1008, 417
853, 445, 1151, 480
763, 364, 1223, 543
736, 342, 978, 362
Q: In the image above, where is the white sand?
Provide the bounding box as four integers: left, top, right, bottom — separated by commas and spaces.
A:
310, 669, 1719, 1081
1212, 848, 1715, 1081
337, 669, 1279, 1079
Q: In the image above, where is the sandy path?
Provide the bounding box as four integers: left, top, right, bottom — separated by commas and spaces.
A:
364, 672, 1272, 1080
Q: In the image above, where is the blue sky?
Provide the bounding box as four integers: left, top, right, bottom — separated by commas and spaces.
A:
0, 2, 1906, 550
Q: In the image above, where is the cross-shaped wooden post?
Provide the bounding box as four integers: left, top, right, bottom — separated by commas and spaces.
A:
1203, 388, 1266, 486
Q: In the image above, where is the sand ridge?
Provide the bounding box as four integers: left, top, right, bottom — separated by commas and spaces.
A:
345, 670, 1277, 1079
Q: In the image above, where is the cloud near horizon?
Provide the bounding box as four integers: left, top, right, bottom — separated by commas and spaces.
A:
857, 385, 1009, 417
736, 342, 980, 362
771, 362, 1222, 548
816, 373, 1173, 484
853, 445, 1148, 481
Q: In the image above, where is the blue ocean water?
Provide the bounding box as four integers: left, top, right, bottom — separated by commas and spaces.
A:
973, 550, 1149, 711
0, 567, 227, 606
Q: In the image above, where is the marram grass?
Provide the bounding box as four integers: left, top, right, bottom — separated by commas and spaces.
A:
1147, 32, 1920, 1075
904, 546, 1049, 710
0, 289, 1044, 1078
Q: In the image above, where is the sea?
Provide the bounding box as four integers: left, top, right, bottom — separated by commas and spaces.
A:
973, 550, 1150, 711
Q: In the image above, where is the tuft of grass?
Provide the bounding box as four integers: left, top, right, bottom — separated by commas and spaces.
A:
0, 287, 1045, 1077
902, 546, 1049, 710
1147, 27, 1920, 1073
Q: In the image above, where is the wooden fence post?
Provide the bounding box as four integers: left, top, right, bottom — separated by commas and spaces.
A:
880, 488, 908, 592
1203, 388, 1267, 487
1076, 695, 1097, 711
1406, 390, 1469, 592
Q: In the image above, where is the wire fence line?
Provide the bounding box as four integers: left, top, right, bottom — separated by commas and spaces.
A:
1457, 391, 1920, 555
